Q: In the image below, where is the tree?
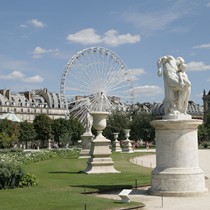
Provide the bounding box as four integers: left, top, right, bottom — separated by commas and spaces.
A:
33, 114, 53, 148
0, 131, 12, 148
130, 112, 155, 143
198, 124, 208, 144
197, 113, 210, 148
104, 109, 131, 141
19, 121, 36, 149
0, 119, 20, 148
52, 118, 70, 147
68, 117, 84, 146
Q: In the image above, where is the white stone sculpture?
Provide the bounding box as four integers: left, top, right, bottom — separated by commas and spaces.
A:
150, 56, 207, 196
85, 112, 93, 135
157, 55, 191, 118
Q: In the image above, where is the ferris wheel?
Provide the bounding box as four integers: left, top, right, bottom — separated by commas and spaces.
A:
60, 47, 134, 124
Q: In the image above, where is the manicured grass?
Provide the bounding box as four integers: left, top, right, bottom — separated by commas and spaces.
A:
0, 152, 152, 210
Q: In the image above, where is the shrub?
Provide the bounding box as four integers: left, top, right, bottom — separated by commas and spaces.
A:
19, 173, 38, 187
0, 162, 24, 189
202, 141, 210, 148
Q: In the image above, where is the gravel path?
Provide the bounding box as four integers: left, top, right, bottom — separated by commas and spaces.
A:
97, 149, 210, 210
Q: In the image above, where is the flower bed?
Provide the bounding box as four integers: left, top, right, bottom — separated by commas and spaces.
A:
0, 147, 81, 165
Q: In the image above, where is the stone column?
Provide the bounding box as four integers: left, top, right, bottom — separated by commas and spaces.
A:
150, 119, 208, 196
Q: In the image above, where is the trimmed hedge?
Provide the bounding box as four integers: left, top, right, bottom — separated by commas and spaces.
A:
0, 162, 24, 189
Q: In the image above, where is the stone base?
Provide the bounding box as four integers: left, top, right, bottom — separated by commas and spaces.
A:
122, 140, 134, 153
84, 157, 120, 174
150, 119, 208, 196
150, 167, 208, 196
163, 113, 192, 120
112, 140, 122, 152
78, 149, 90, 159
79, 133, 92, 159
84, 138, 120, 174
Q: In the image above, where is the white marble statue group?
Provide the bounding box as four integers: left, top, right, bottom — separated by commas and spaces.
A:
157, 55, 191, 117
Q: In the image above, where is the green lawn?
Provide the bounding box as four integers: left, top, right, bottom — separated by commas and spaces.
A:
0, 152, 152, 210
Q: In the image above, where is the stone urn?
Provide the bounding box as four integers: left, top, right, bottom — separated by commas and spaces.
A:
84, 111, 120, 174
91, 111, 109, 139
112, 132, 121, 152
124, 129, 130, 140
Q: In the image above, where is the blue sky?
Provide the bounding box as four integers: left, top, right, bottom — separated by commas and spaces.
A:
0, 0, 210, 105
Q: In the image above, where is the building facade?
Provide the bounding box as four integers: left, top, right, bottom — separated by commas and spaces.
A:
133, 101, 203, 119
0, 88, 68, 122
0, 87, 204, 123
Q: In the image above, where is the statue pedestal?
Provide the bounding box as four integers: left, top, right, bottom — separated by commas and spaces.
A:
112, 132, 122, 152
84, 136, 120, 174
112, 140, 122, 152
122, 129, 134, 153
150, 119, 208, 196
79, 133, 92, 158
122, 140, 134, 153
84, 111, 120, 174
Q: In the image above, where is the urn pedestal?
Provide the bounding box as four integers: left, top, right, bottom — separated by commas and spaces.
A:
150, 119, 208, 196
84, 111, 120, 174
112, 133, 122, 152
79, 132, 93, 158
122, 129, 134, 153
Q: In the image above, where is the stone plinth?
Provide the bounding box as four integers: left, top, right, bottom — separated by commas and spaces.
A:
150, 119, 208, 196
122, 129, 134, 153
112, 140, 122, 152
79, 133, 93, 158
112, 133, 122, 152
122, 140, 134, 153
84, 136, 119, 174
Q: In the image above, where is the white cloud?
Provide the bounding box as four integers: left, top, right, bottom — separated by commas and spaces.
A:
28, 19, 45, 28
66, 28, 140, 46
20, 24, 28, 28
207, 2, 210, 7
0, 71, 44, 83
0, 55, 32, 71
23, 75, 44, 83
192, 43, 210, 49
123, 12, 180, 34
187, 61, 210, 71
66, 28, 101, 45
129, 68, 145, 81
133, 85, 163, 96
32, 46, 59, 59
102, 29, 140, 46
121, 1, 194, 35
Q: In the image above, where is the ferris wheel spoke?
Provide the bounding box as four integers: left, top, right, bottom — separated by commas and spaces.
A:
60, 47, 134, 124
66, 79, 93, 93
104, 74, 127, 91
